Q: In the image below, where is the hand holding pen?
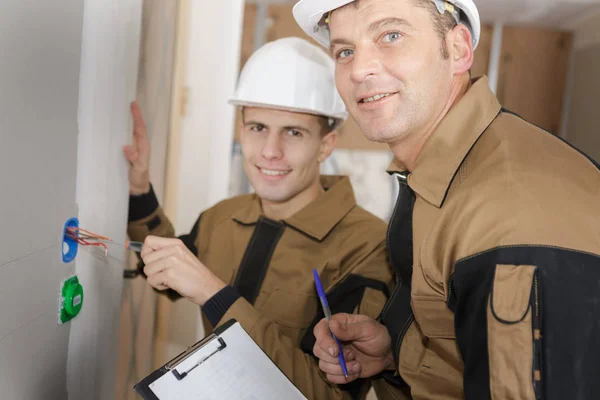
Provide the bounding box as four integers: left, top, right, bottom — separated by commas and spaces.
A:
313, 269, 349, 378
311, 269, 397, 384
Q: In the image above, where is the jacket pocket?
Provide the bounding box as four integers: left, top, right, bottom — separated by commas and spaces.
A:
487, 264, 538, 400
412, 296, 456, 339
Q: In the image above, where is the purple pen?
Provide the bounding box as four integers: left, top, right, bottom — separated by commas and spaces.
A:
313, 268, 349, 378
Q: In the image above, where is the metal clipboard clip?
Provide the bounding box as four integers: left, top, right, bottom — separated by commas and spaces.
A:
165, 333, 228, 381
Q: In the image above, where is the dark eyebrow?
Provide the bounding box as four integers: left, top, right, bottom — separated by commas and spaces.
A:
329, 17, 413, 53
243, 120, 267, 127
329, 38, 354, 54
368, 17, 413, 33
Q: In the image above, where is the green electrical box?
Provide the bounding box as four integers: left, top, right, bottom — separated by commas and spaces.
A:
58, 275, 84, 324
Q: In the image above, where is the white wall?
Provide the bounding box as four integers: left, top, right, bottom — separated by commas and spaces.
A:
67, 1, 143, 400
0, 2, 84, 399
0, 1, 142, 399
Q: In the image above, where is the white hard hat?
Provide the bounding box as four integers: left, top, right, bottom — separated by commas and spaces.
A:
292, 0, 480, 50
229, 37, 348, 122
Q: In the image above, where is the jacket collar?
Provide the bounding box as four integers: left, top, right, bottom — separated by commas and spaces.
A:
232, 175, 356, 241
387, 76, 501, 207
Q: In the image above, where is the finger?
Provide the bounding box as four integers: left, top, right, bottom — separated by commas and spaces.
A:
130, 101, 147, 138
143, 258, 171, 278
313, 318, 340, 357
318, 359, 361, 376
142, 236, 184, 257
141, 243, 182, 267
324, 372, 361, 385
123, 146, 138, 163
329, 315, 378, 342
146, 270, 170, 291
313, 342, 338, 363
313, 343, 356, 364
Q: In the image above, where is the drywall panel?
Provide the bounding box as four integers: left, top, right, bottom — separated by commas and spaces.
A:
0, 1, 83, 399
116, 1, 179, 397
67, 1, 143, 400
0, 311, 69, 400
0, 249, 72, 341
0, 1, 83, 268
0, 249, 73, 399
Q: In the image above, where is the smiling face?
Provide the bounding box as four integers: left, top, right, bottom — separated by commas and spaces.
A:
329, 0, 469, 146
240, 107, 336, 215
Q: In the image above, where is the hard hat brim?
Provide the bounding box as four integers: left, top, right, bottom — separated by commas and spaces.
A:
228, 99, 348, 122
293, 0, 480, 50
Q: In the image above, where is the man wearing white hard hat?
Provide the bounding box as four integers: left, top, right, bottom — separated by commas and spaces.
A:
125, 37, 396, 399
295, 0, 600, 398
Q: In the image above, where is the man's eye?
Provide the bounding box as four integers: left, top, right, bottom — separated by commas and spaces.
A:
287, 129, 302, 137
382, 32, 402, 43
336, 49, 354, 60
250, 125, 265, 132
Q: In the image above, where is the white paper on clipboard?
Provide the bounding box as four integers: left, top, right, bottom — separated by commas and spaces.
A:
147, 321, 307, 400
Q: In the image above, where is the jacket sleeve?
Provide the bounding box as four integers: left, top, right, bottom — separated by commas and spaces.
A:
212, 242, 395, 400
448, 245, 600, 400
127, 185, 176, 242
127, 184, 201, 301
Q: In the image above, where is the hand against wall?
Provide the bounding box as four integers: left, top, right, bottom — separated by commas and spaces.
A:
141, 236, 227, 305
313, 313, 396, 384
123, 101, 151, 195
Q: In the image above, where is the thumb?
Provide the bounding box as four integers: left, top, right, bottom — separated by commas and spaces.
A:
123, 145, 138, 162
329, 318, 366, 342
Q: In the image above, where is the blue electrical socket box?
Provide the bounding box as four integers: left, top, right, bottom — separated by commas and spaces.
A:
62, 218, 79, 263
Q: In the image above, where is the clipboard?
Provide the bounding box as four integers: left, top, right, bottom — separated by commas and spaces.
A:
134, 319, 307, 399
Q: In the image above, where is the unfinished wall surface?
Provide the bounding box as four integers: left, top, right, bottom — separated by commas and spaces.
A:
67, 1, 142, 400
0, 1, 142, 399
116, 0, 179, 398
0, 2, 84, 399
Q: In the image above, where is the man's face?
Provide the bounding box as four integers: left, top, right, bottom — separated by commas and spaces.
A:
329, 0, 454, 145
240, 107, 335, 205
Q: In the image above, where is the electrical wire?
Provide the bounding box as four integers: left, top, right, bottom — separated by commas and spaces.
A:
66, 227, 109, 255
65, 227, 143, 257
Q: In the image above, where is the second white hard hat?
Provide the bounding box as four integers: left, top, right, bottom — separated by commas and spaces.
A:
292, 0, 480, 50
229, 37, 348, 123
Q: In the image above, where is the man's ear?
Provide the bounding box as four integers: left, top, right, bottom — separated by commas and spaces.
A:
318, 131, 337, 163
448, 24, 474, 75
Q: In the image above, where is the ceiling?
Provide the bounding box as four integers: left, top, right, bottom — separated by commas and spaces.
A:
247, 0, 600, 28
